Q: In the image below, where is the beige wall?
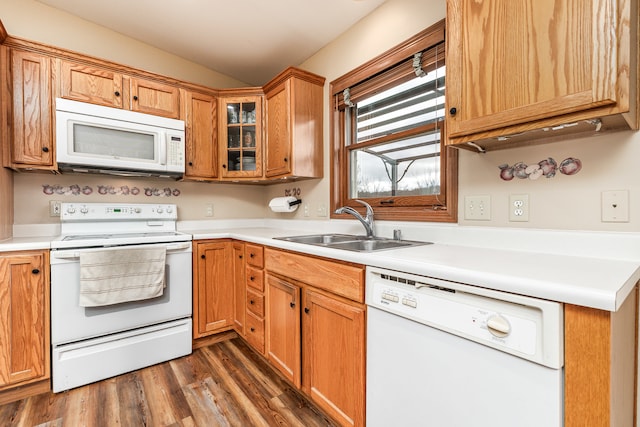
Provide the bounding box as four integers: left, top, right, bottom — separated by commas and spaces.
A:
6, 0, 640, 232
0, 0, 247, 88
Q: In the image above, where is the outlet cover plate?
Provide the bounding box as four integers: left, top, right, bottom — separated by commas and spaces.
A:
602, 190, 629, 222
509, 194, 529, 222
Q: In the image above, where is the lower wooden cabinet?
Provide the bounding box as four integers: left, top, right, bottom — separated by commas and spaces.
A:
265, 248, 366, 427
244, 243, 266, 354
0, 250, 50, 392
193, 240, 234, 338
232, 241, 245, 334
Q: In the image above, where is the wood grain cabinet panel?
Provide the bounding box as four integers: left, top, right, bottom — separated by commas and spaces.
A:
181, 89, 218, 180
59, 60, 123, 108
232, 241, 245, 335
264, 67, 325, 179
130, 77, 180, 119
2, 48, 53, 169
193, 240, 234, 338
0, 251, 50, 391
446, 0, 638, 150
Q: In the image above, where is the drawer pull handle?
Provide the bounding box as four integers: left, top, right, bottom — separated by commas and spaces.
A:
250, 253, 255, 258
250, 276, 255, 281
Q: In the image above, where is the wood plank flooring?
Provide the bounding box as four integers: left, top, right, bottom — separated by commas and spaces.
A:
0, 338, 337, 427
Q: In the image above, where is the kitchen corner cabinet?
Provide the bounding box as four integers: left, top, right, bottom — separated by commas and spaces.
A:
263, 67, 325, 180
218, 95, 263, 179
265, 248, 366, 427
0, 250, 50, 395
446, 0, 638, 151
1, 47, 54, 170
56, 59, 180, 119
193, 240, 234, 338
181, 89, 218, 180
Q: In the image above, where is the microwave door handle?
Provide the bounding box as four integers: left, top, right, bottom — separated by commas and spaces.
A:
159, 134, 167, 165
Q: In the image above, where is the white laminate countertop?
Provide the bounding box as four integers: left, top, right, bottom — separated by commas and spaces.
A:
3, 221, 640, 312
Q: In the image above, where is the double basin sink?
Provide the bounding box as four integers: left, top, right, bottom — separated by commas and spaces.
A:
275, 233, 431, 252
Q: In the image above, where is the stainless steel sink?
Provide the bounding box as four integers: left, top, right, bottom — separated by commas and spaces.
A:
274, 234, 431, 252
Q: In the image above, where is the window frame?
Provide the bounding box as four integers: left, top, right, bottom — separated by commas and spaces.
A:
330, 19, 457, 222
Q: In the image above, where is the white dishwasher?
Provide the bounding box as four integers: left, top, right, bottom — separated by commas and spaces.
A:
366, 266, 564, 427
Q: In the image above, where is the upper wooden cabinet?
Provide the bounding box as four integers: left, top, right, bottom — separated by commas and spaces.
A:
1, 47, 54, 170
0, 250, 50, 393
446, 0, 639, 151
181, 89, 218, 180
218, 94, 264, 180
56, 59, 180, 119
263, 67, 325, 180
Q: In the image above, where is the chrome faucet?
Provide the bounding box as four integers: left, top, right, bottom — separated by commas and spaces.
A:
334, 200, 375, 238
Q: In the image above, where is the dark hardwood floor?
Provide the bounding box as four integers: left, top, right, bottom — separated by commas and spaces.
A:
0, 338, 337, 427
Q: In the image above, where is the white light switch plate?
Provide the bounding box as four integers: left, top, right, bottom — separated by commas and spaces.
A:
464, 195, 491, 220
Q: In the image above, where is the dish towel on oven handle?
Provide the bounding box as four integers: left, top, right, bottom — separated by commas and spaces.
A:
79, 246, 167, 307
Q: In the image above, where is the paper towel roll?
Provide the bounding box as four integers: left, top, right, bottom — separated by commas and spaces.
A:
269, 196, 300, 213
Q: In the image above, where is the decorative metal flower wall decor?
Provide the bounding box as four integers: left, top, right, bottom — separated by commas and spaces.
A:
42, 184, 181, 197
498, 157, 582, 181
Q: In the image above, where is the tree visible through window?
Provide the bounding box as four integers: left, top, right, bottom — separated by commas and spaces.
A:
330, 19, 457, 222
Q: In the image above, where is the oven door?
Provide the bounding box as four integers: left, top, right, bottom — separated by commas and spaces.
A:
50, 241, 192, 345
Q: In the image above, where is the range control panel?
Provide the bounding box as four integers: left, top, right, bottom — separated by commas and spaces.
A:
61, 203, 177, 221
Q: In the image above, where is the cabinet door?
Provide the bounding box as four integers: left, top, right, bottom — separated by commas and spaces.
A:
182, 90, 218, 180
193, 241, 234, 338
130, 77, 180, 119
265, 79, 291, 177
446, 0, 618, 138
0, 252, 49, 388
219, 96, 263, 179
7, 50, 53, 167
232, 241, 245, 334
302, 289, 365, 427
265, 274, 301, 387
59, 60, 123, 108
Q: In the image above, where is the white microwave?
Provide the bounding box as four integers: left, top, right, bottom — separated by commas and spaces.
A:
55, 98, 185, 178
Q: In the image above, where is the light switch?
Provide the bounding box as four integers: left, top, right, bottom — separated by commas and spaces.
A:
601, 190, 629, 222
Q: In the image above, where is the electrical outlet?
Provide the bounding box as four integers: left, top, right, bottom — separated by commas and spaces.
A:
602, 190, 629, 222
509, 194, 529, 222
317, 204, 328, 217
50, 200, 61, 217
303, 204, 310, 217
464, 195, 491, 220
205, 203, 214, 217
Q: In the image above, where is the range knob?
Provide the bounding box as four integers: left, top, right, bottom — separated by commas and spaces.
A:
80, 207, 89, 214
66, 206, 76, 214
487, 314, 511, 338
157, 207, 164, 213
166, 206, 173, 213
134, 207, 142, 213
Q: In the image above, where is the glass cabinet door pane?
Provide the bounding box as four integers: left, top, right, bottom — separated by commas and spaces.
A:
228, 127, 240, 148
241, 102, 256, 124
227, 103, 240, 124
241, 126, 256, 148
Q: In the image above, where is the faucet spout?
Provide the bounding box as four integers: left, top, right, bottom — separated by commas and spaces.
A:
334, 200, 375, 238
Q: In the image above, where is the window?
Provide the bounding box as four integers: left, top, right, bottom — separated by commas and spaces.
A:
330, 20, 457, 222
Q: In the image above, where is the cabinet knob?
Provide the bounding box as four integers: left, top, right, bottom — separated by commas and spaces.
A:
188, 161, 193, 166
201, 254, 205, 259
250, 300, 254, 305
249, 276, 255, 281
114, 91, 120, 97
32, 268, 40, 274
304, 307, 310, 314
42, 147, 49, 153
290, 302, 295, 308
284, 157, 288, 162
133, 95, 138, 101
239, 255, 243, 259
449, 107, 457, 115
250, 327, 255, 332
250, 253, 255, 258
222, 164, 227, 169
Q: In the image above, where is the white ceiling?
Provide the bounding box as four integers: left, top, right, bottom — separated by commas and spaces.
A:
36, 0, 387, 86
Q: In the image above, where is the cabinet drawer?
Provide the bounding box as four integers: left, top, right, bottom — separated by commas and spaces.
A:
246, 288, 265, 317
245, 312, 265, 354
265, 248, 365, 303
246, 266, 264, 291
245, 244, 264, 268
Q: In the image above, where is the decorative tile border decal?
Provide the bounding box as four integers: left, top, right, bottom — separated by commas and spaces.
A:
498, 157, 582, 181
43, 184, 181, 197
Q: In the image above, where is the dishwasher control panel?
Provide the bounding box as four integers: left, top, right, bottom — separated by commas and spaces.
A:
365, 266, 564, 368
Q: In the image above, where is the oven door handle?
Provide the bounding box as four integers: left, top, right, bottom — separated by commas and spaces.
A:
52, 242, 191, 260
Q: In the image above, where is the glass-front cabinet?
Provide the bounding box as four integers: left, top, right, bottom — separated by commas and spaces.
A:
219, 95, 263, 179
